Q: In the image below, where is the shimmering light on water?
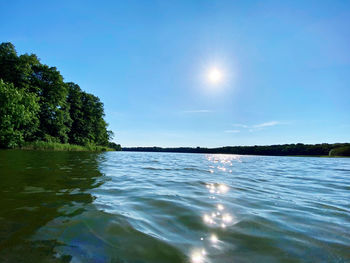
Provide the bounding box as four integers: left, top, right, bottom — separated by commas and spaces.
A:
223, 213, 232, 222
218, 184, 229, 194
0, 150, 350, 263
191, 250, 205, 263
210, 234, 218, 244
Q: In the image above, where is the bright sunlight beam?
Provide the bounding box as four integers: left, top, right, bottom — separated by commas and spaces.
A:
207, 68, 223, 84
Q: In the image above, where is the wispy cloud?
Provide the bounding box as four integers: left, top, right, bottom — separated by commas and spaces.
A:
232, 123, 248, 128
182, 110, 213, 113
229, 121, 288, 133
224, 129, 240, 133
253, 121, 280, 128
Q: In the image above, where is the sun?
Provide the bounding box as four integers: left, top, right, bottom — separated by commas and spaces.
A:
208, 68, 223, 84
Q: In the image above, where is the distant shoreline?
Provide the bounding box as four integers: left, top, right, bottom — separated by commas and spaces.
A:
122, 143, 350, 157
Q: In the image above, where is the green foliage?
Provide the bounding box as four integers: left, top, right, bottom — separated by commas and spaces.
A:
0, 42, 117, 150
108, 141, 122, 151
329, 146, 350, 157
67, 83, 112, 146
0, 43, 18, 86
21, 141, 113, 152
0, 80, 39, 148
30, 64, 72, 142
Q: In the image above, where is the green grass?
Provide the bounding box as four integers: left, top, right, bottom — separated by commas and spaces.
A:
20, 141, 114, 152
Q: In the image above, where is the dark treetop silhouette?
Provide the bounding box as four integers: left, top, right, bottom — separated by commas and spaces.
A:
123, 143, 350, 157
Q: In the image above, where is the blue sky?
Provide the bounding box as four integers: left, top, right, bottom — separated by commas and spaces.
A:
1, 0, 349, 147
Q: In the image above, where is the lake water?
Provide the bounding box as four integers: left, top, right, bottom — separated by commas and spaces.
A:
0, 150, 349, 263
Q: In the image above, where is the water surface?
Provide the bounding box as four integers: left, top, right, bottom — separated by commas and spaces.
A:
0, 150, 349, 262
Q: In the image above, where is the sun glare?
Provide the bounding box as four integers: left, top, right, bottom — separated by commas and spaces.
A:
208, 68, 223, 84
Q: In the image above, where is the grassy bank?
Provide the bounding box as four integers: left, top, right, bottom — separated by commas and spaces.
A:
20, 141, 114, 152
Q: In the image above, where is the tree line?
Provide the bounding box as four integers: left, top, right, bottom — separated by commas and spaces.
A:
0, 42, 120, 150
123, 143, 350, 157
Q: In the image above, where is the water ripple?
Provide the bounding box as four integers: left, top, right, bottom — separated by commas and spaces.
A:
91, 153, 350, 263
1, 151, 349, 262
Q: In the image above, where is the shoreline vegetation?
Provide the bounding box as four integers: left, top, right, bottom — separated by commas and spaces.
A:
123, 143, 350, 157
0, 42, 121, 151
20, 141, 114, 152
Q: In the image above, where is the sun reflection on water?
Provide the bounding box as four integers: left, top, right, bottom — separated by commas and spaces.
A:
206, 183, 229, 195
191, 155, 241, 262
191, 250, 205, 263
210, 234, 218, 244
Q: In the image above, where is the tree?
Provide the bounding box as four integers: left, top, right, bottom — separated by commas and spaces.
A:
329, 146, 350, 157
0, 42, 19, 86
67, 83, 111, 146
108, 141, 121, 151
0, 80, 39, 148
67, 82, 85, 145
80, 92, 110, 146
30, 64, 72, 143
0, 42, 116, 148
17, 53, 41, 91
